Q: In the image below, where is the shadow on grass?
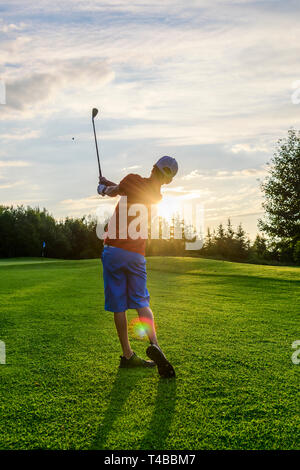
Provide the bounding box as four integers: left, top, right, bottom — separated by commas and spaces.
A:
91, 368, 176, 450
91, 368, 141, 450
138, 377, 176, 450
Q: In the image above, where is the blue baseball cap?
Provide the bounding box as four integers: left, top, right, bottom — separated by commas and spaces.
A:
155, 156, 178, 178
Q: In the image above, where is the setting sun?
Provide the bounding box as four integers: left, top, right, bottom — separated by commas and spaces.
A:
156, 196, 182, 221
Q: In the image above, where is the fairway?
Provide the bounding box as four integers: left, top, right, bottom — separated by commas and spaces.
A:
0, 257, 299, 450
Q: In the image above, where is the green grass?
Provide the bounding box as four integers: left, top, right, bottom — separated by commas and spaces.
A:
0, 256, 299, 450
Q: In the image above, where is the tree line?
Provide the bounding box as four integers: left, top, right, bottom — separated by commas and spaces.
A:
0, 205, 297, 264
146, 217, 299, 264
201, 220, 299, 264
0, 129, 299, 264
0, 205, 101, 259
148, 126, 300, 265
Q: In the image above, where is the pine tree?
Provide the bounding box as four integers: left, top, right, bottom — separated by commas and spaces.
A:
226, 218, 234, 239
216, 223, 226, 257
217, 223, 225, 239
225, 218, 235, 259
206, 227, 213, 248
259, 129, 300, 243
252, 234, 268, 259
234, 223, 249, 260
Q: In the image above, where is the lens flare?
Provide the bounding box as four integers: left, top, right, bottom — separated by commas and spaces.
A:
129, 317, 154, 341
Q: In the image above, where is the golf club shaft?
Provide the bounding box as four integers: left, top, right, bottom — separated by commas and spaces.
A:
92, 116, 102, 178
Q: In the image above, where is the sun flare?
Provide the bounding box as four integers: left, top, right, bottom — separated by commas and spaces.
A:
156, 197, 182, 221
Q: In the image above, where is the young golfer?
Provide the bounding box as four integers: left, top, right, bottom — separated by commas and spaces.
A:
97, 156, 178, 378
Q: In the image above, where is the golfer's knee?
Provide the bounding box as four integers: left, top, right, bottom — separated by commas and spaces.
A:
136, 306, 152, 316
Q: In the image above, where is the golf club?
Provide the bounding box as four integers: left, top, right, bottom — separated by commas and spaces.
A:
92, 107, 102, 178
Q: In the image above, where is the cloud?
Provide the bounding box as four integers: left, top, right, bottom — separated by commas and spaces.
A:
215, 168, 267, 179
59, 194, 115, 212
0, 160, 31, 167
1, 0, 300, 144
0, 0, 234, 17
162, 185, 211, 199
121, 165, 142, 171
182, 167, 267, 181
3, 60, 114, 116
0, 129, 40, 140
0, 198, 48, 206
0, 180, 24, 189
229, 143, 270, 153
182, 170, 203, 181
1, 0, 299, 238
0, 160, 31, 180
0, 21, 26, 33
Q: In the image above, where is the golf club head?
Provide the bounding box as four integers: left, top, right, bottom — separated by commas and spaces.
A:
92, 108, 99, 119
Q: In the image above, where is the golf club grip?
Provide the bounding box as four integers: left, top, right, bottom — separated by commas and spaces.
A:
92, 118, 102, 178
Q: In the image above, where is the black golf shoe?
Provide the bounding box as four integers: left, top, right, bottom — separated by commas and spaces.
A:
119, 352, 155, 368
146, 344, 176, 378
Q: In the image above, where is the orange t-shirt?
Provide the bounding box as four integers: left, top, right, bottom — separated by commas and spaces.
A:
104, 173, 162, 256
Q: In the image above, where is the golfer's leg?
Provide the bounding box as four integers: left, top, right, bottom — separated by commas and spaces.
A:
114, 311, 133, 359
136, 306, 158, 346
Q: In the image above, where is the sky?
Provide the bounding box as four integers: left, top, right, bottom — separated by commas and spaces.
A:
1, 0, 300, 239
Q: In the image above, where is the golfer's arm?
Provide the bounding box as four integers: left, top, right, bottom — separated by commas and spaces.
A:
104, 185, 120, 197
103, 179, 117, 186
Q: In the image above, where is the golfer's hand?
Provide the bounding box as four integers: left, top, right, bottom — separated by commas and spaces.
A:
97, 184, 107, 196
99, 176, 109, 185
